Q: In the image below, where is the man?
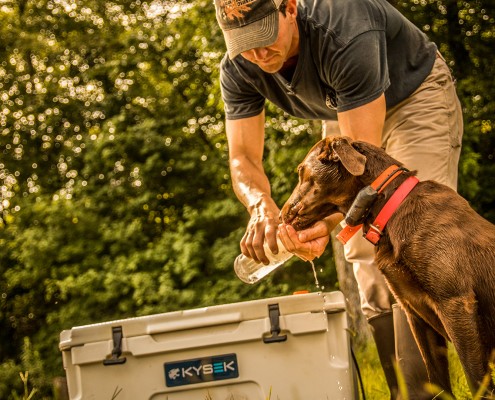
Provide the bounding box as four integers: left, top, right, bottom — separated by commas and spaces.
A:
214, 0, 463, 397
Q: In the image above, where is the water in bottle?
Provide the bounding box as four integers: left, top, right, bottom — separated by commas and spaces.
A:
234, 237, 293, 284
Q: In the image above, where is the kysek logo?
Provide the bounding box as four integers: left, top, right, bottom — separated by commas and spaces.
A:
165, 354, 239, 387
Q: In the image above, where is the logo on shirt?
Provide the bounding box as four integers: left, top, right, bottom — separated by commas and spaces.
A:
218, 0, 257, 21
325, 89, 338, 110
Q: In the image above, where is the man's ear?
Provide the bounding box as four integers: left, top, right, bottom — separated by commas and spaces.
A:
286, 0, 298, 17
318, 136, 366, 176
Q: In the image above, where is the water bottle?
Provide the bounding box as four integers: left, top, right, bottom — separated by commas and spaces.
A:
234, 237, 293, 284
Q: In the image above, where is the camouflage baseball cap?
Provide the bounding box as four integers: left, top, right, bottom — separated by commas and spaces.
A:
214, 0, 284, 59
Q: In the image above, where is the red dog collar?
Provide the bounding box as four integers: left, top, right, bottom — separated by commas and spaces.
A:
337, 167, 418, 245
336, 223, 363, 244
371, 165, 405, 192
364, 176, 419, 245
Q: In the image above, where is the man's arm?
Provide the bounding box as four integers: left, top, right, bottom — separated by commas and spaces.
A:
226, 110, 280, 264
337, 93, 386, 146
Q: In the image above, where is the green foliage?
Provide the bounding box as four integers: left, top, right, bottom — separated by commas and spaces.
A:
0, 339, 43, 399
11, 372, 38, 400
393, 0, 495, 221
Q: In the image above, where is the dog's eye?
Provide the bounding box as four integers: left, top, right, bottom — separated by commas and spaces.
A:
297, 165, 316, 187
297, 165, 306, 181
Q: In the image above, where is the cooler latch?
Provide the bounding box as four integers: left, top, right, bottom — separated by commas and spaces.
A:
263, 303, 287, 344
103, 326, 127, 366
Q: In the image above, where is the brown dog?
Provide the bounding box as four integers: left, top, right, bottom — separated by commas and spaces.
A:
281, 136, 495, 394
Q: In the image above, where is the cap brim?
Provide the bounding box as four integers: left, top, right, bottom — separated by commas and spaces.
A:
222, 11, 279, 59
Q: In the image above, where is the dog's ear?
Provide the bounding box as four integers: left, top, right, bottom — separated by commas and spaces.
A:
318, 136, 366, 176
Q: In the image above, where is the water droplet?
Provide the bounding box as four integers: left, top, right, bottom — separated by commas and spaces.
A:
309, 260, 319, 289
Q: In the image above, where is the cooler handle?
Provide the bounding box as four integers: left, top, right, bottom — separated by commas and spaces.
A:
103, 326, 127, 366
263, 304, 287, 344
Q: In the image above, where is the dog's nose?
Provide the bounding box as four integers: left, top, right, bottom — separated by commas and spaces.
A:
279, 204, 291, 224
280, 201, 302, 224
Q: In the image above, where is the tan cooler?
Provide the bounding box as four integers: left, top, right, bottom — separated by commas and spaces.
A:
59, 291, 357, 399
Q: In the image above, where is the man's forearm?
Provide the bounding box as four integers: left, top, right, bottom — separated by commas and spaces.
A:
226, 112, 278, 215
230, 154, 273, 214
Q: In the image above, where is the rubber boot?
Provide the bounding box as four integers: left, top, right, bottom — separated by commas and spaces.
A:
393, 304, 432, 400
368, 311, 399, 400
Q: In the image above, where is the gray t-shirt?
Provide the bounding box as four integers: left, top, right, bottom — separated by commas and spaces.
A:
220, 0, 437, 120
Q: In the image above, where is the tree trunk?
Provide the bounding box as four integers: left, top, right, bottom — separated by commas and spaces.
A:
330, 229, 371, 347
53, 377, 69, 400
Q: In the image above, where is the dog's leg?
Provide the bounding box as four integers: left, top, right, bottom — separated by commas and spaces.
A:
439, 295, 489, 394
405, 311, 452, 396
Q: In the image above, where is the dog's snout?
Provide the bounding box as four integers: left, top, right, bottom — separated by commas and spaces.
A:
280, 200, 299, 224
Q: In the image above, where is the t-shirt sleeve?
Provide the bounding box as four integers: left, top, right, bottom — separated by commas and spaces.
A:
219, 57, 266, 120
328, 30, 390, 112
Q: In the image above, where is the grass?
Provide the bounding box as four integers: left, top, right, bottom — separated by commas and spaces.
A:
11, 372, 37, 400
355, 341, 494, 400
354, 341, 390, 400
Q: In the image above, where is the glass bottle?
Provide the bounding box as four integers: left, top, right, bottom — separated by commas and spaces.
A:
234, 237, 293, 284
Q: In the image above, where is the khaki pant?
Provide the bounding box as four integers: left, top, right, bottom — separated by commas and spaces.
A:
324, 53, 463, 318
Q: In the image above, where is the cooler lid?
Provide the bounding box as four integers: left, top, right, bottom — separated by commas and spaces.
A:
59, 291, 344, 351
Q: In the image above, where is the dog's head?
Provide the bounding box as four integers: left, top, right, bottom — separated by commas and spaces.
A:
281, 136, 368, 230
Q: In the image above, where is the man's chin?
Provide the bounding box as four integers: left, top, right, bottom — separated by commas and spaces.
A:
257, 60, 284, 73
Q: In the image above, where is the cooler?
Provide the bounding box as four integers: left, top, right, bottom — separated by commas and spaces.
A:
59, 291, 356, 399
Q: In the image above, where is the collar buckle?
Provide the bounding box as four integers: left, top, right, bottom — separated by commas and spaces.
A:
364, 224, 383, 245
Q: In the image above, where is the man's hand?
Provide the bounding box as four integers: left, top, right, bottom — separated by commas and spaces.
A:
278, 213, 344, 261
240, 196, 281, 265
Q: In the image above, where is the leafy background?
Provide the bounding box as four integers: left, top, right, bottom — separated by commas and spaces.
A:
0, 0, 493, 397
